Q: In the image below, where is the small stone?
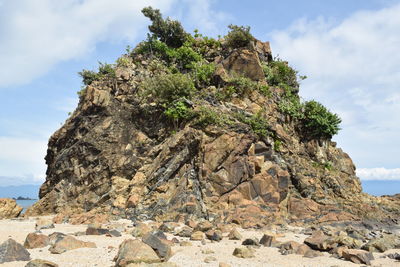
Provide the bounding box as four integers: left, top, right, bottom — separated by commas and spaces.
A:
205, 230, 222, 242
259, 234, 279, 247
242, 238, 259, 246
196, 221, 213, 232
228, 228, 242, 240
177, 226, 193, 237
25, 259, 59, 267
24, 233, 50, 249
219, 263, 231, 267
233, 247, 255, 258
159, 222, 177, 233
190, 231, 205, 241
204, 256, 217, 263
86, 225, 109, 235
35, 219, 55, 231
0, 239, 31, 263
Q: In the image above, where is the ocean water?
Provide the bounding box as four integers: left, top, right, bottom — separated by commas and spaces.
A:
16, 199, 37, 212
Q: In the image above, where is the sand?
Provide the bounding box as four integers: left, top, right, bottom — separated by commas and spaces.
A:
0, 216, 399, 267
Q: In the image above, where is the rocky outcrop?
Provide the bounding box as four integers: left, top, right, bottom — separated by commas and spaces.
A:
25, 25, 400, 228
0, 198, 23, 219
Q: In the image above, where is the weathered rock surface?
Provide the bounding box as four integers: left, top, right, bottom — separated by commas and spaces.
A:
25, 259, 59, 267
24, 233, 50, 249
24, 24, 400, 228
49, 235, 96, 254
114, 239, 160, 266
232, 247, 254, 258
0, 239, 30, 263
0, 198, 23, 219
142, 233, 172, 261
342, 249, 374, 265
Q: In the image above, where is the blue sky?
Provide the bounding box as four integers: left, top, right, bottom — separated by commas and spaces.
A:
0, 0, 399, 195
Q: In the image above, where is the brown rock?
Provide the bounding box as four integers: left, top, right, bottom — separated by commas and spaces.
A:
228, 228, 242, 240
259, 233, 279, 247
0, 198, 23, 219
49, 235, 96, 254
142, 233, 172, 261
342, 249, 374, 265
232, 247, 255, 258
195, 221, 213, 232
220, 49, 265, 81
205, 230, 222, 241
219, 263, 231, 267
114, 239, 160, 266
24, 233, 50, 249
304, 230, 331, 251
204, 256, 217, 263
25, 259, 59, 267
190, 231, 205, 241
0, 239, 30, 263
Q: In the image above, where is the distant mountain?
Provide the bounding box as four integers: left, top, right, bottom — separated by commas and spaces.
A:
0, 184, 40, 199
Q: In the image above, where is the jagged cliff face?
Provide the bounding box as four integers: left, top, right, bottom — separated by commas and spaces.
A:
27, 34, 400, 226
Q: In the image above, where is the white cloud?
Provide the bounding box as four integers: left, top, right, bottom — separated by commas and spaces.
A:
0, 0, 176, 88
270, 4, 400, 169
0, 137, 47, 185
357, 168, 400, 181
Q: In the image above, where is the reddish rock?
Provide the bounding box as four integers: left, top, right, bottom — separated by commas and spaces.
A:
24, 233, 50, 249
114, 239, 160, 266
342, 249, 374, 265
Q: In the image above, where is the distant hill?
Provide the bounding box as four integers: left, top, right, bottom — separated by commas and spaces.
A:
0, 184, 40, 199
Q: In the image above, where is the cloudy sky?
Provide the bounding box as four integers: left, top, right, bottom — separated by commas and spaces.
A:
0, 0, 399, 194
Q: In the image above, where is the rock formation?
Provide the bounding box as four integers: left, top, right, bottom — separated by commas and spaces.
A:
26, 9, 400, 227
0, 198, 23, 219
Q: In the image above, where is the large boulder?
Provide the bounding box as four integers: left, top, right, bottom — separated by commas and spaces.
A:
0, 198, 23, 219
48, 235, 96, 254
142, 233, 172, 261
0, 239, 30, 263
342, 249, 374, 265
114, 239, 160, 266
24, 233, 50, 249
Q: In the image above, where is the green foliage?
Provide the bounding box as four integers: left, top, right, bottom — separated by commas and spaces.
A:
164, 100, 194, 122
303, 100, 341, 139
193, 107, 232, 127
192, 62, 216, 87
274, 139, 282, 152
263, 60, 299, 88
142, 73, 195, 104
116, 56, 130, 67
78, 62, 115, 86
278, 96, 303, 119
142, 6, 187, 48
135, 38, 202, 71
236, 111, 269, 138
225, 24, 254, 49
217, 76, 270, 100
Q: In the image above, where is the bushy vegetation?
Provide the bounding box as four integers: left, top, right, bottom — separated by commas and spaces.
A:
302, 100, 341, 139
78, 62, 115, 86
142, 72, 195, 104
225, 24, 254, 49
164, 100, 194, 127
236, 111, 269, 138
192, 62, 216, 87
193, 107, 231, 127
142, 7, 187, 48
263, 60, 299, 88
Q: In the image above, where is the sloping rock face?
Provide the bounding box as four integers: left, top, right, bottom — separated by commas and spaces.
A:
26, 37, 400, 226
0, 198, 23, 219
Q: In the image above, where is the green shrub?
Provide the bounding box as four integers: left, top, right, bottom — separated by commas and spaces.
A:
263, 60, 298, 88
142, 7, 187, 48
302, 100, 341, 139
192, 62, 216, 87
116, 56, 130, 67
225, 24, 254, 49
164, 100, 194, 123
236, 111, 269, 138
193, 107, 231, 127
274, 139, 282, 151
278, 97, 303, 119
142, 73, 195, 104
78, 62, 115, 86
168, 43, 202, 69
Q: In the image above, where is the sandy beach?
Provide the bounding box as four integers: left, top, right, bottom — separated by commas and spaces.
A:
1, 216, 399, 267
